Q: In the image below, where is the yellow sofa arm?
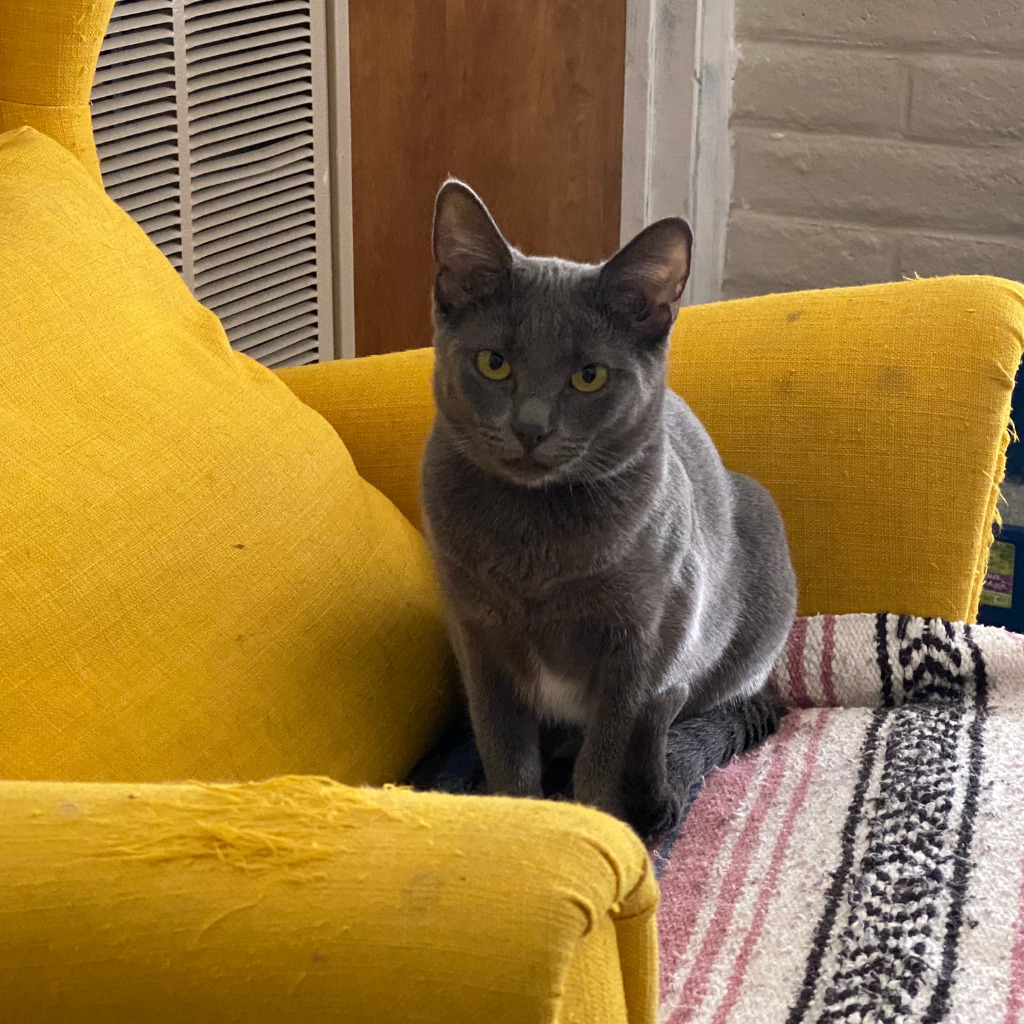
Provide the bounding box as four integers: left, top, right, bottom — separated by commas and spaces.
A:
281, 276, 1024, 622
667, 275, 1023, 621
0, 776, 658, 1024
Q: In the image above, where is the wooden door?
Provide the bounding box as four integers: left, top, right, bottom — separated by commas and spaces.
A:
349, 0, 627, 356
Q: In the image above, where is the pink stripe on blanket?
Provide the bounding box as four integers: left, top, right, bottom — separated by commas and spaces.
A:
707, 709, 831, 1024
663, 713, 800, 1021
1004, 848, 1024, 1024
786, 618, 810, 707
658, 743, 765, 995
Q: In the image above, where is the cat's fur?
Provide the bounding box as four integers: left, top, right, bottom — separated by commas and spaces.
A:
421, 180, 796, 844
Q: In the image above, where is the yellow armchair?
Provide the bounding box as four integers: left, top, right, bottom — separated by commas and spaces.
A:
0, 778, 658, 1024
1, 3, 1022, 1024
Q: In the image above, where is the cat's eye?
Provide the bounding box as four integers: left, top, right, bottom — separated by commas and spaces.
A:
571, 364, 608, 393
476, 350, 511, 381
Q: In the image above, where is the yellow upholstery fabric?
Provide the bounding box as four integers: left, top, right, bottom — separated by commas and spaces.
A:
277, 349, 436, 530
0, 4, 652, 1010
0, 0, 112, 181
0, 126, 452, 785
0, 777, 657, 1024
667, 277, 1024, 620
281, 277, 1024, 623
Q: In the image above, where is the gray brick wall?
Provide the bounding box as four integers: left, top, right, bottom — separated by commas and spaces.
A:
723, 0, 1024, 300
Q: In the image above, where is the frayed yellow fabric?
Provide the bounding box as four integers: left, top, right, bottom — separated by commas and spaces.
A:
287, 277, 1024, 621
103, 777, 408, 873
0, 127, 453, 785
0, 0, 113, 181
973, 418, 1013, 618
0, 778, 657, 1024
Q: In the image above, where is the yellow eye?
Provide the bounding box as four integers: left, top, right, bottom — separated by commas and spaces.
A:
476, 350, 511, 380
571, 364, 608, 392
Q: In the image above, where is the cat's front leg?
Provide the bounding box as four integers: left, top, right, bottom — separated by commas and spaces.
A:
621, 697, 684, 843
574, 664, 681, 845
454, 622, 543, 798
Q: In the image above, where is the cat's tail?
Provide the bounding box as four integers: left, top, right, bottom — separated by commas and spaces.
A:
665, 690, 783, 795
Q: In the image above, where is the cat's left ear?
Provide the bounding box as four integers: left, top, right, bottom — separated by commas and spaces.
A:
599, 217, 692, 333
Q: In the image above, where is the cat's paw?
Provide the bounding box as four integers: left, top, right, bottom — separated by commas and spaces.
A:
625, 787, 681, 848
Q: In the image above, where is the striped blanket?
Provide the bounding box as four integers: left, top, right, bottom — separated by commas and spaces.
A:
656, 613, 1024, 1024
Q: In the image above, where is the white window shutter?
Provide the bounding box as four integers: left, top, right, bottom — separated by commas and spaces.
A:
92, 0, 335, 367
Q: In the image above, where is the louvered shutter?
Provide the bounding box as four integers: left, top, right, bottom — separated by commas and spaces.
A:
93, 1, 183, 274
91, 0, 334, 367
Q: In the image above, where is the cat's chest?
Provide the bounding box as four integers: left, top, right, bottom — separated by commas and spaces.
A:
443, 513, 598, 603
527, 660, 589, 726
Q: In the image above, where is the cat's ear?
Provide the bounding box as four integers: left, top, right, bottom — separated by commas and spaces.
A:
432, 179, 512, 312
598, 218, 692, 333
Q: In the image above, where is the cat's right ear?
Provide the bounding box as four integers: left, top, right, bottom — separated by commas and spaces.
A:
432, 180, 512, 313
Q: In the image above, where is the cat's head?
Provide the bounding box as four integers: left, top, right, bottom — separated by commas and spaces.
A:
430, 179, 691, 488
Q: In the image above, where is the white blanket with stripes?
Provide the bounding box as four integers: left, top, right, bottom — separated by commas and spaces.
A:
655, 613, 1024, 1024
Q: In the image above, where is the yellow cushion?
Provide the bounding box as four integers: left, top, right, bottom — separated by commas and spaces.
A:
668, 277, 1024, 621
283, 277, 1024, 623
0, 126, 452, 785
0, 0, 113, 182
0, 776, 657, 1024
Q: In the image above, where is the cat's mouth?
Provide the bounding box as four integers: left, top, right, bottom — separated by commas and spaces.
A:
499, 452, 564, 486
502, 452, 549, 472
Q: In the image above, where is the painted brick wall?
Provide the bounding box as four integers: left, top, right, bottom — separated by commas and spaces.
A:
723, 0, 1024, 300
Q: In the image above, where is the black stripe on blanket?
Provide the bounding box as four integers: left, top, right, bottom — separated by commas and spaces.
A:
786, 614, 987, 1024
921, 625, 989, 1024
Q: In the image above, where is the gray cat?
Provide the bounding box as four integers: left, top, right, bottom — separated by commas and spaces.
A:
421, 180, 796, 845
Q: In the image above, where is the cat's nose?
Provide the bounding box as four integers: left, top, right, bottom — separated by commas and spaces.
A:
513, 423, 552, 452
512, 399, 552, 452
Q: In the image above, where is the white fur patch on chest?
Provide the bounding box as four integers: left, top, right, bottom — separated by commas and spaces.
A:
530, 660, 588, 725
